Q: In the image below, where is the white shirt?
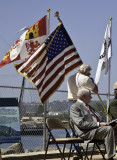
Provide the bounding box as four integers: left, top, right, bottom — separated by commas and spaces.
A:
67, 72, 95, 100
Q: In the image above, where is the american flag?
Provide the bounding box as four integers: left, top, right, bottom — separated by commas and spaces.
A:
14, 23, 82, 104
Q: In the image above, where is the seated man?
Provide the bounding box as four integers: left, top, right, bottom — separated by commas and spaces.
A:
70, 87, 117, 160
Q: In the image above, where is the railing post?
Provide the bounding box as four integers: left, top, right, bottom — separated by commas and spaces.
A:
43, 100, 48, 150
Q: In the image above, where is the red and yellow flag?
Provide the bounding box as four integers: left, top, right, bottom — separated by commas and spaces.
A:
0, 15, 48, 68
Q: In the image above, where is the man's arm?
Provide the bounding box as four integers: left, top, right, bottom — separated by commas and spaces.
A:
70, 103, 100, 130
89, 77, 98, 94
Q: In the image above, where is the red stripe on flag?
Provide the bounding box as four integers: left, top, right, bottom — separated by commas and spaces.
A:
39, 58, 82, 94
27, 54, 47, 78
41, 74, 65, 103
40, 60, 82, 104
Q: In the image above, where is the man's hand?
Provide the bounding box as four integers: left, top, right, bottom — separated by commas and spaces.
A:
99, 122, 109, 126
113, 124, 117, 129
92, 86, 98, 94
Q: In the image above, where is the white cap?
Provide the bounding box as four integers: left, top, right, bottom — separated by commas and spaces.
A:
79, 64, 91, 74
114, 81, 117, 89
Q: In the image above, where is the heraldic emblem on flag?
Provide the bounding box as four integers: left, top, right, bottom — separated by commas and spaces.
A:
14, 23, 82, 104
0, 15, 48, 68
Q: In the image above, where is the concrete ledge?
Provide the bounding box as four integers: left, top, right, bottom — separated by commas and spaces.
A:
2, 150, 70, 160
2, 150, 102, 160
2, 150, 71, 160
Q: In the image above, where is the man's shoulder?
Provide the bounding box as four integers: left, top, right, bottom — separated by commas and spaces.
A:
68, 73, 77, 81
71, 101, 83, 109
110, 98, 117, 105
78, 73, 89, 80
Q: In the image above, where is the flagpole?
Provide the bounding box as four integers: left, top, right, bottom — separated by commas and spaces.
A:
54, 11, 62, 23
107, 18, 112, 122
107, 59, 110, 122
97, 93, 111, 121
95, 18, 112, 122
43, 8, 51, 151
18, 76, 25, 118
43, 10, 62, 150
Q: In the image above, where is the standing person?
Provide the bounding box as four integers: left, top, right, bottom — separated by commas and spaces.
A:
108, 81, 117, 120
70, 87, 117, 160
67, 64, 98, 113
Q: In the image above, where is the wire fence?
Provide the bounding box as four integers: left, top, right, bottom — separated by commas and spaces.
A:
0, 85, 114, 153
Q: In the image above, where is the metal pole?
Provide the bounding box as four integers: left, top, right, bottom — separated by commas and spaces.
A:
43, 100, 49, 150
43, 9, 50, 151
107, 18, 112, 122
18, 77, 25, 119
107, 58, 110, 122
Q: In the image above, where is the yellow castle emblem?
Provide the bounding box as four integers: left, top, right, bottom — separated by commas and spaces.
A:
25, 21, 40, 40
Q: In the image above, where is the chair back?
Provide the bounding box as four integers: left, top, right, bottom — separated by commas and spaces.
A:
46, 118, 66, 130
44, 118, 85, 160
69, 119, 74, 129
69, 119, 78, 137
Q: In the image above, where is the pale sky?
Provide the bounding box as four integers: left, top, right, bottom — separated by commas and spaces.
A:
0, 0, 117, 95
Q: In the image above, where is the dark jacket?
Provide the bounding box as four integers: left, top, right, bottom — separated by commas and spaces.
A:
108, 98, 117, 120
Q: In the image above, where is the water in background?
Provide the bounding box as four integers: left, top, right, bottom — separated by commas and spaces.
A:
0, 129, 68, 150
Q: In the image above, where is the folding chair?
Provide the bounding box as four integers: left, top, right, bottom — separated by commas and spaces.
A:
69, 119, 106, 160
44, 117, 85, 160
